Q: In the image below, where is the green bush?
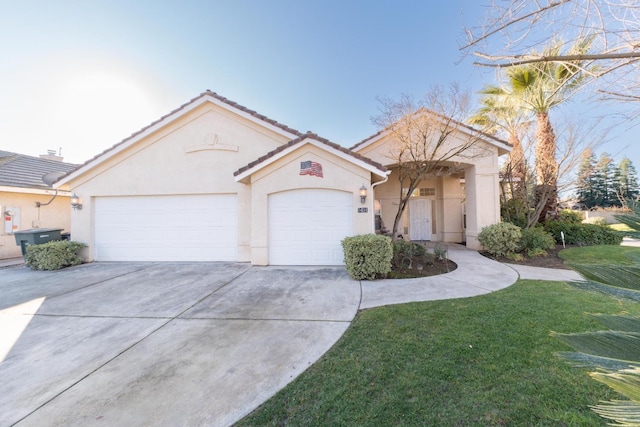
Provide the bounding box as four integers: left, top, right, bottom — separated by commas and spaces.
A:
391, 240, 426, 268
557, 209, 584, 224
544, 221, 623, 246
477, 222, 522, 257
500, 198, 528, 228
582, 216, 608, 226
342, 234, 393, 280
25, 240, 86, 271
519, 227, 555, 257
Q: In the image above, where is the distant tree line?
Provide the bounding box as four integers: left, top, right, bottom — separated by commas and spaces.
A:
575, 150, 639, 209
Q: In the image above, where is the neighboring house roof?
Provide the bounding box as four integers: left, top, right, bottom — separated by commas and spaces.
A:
55, 90, 304, 187
234, 132, 389, 183
351, 108, 512, 155
0, 150, 77, 190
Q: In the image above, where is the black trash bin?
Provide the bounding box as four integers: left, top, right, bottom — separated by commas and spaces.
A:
14, 228, 63, 256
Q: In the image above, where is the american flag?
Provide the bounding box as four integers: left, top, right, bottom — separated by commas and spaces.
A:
300, 160, 323, 178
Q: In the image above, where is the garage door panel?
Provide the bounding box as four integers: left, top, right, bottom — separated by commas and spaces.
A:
269, 189, 352, 266
95, 195, 237, 261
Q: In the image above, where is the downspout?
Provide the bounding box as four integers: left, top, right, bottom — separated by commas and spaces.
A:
370, 171, 391, 233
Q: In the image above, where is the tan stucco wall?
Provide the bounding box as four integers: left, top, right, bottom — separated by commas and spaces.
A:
371, 171, 464, 242
0, 190, 71, 259
63, 101, 293, 261
355, 126, 502, 249
247, 143, 375, 265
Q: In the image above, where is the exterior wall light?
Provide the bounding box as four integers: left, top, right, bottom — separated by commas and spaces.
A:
360, 185, 368, 205
70, 193, 83, 210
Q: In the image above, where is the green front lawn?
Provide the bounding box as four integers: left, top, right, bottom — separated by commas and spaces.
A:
609, 223, 634, 232
237, 276, 640, 426
559, 245, 640, 265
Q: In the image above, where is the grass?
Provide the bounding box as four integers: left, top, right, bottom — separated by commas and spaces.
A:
237, 279, 640, 426
558, 245, 640, 265
609, 223, 634, 232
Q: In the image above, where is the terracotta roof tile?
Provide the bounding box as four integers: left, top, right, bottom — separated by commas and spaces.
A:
234, 131, 388, 177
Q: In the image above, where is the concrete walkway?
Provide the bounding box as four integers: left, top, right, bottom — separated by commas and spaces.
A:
360, 244, 583, 309
361, 245, 518, 309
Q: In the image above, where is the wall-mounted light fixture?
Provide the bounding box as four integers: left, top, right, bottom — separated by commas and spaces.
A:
359, 185, 368, 205
70, 193, 83, 210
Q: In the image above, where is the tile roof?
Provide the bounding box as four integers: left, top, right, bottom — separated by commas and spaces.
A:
0, 150, 78, 190
350, 108, 511, 151
234, 131, 388, 177
57, 90, 305, 183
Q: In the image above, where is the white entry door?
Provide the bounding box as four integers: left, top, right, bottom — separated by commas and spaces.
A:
409, 199, 431, 241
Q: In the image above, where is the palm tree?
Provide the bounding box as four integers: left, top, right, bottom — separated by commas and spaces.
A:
469, 86, 531, 197
480, 39, 595, 223
469, 90, 533, 227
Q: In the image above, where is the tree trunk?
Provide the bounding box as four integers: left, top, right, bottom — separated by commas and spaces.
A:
534, 112, 558, 222
508, 132, 526, 199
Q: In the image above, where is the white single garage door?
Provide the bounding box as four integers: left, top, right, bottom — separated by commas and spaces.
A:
94, 194, 237, 261
269, 189, 352, 265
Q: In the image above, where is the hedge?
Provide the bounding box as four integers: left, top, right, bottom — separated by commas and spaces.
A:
25, 240, 86, 270
342, 234, 393, 280
543, 221, 623, 246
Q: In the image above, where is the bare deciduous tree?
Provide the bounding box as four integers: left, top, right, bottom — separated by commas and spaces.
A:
461, 1, 640, 104
372, 84, 490, 240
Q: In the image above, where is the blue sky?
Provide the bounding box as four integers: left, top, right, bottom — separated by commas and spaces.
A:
1, 1, 637, 174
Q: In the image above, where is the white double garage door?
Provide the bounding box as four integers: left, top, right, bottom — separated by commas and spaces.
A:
94, 190, 352, 265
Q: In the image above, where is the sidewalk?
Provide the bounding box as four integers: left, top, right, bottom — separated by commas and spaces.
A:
0, 257, 23, 269
360, 245, 517, 309
359, 244, 584, 310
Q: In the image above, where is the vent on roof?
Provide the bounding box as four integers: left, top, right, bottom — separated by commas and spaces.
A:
40, 149, 63, 162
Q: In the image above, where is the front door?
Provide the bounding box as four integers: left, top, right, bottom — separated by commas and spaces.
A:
409, 199, 431, 241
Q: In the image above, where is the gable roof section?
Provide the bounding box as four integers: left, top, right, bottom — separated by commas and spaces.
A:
351, 109, 512, 155
55, 90, 304, 187
0, 150, 77, 190
234, 132, 389, 183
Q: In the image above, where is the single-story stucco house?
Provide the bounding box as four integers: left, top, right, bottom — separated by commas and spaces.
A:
0, 150, 77, 259
54, 91, 510, 265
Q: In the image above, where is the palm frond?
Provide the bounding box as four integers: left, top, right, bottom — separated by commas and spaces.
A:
569, 264, 640, 291
591, 315, 640, 333
557, 351, 640, 371
567, 280, 640, 302
553, 331, 640, 362
591, 399, 640, 426
591, 367, 640, 402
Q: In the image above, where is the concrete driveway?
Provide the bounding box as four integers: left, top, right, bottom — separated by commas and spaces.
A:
0, 262, 360, 427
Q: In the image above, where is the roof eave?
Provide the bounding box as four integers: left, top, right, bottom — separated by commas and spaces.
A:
55, 91, 302, 187
235, 137, 388, 184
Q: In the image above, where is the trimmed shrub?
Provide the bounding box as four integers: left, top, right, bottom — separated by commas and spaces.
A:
25, 240, 86, 271
477, 222, 522, 257
544, 221, 623, 246
557, 209, 584, 224
342, 234, 393, 280
582, 216, 608, 226
519, 227, 555, 257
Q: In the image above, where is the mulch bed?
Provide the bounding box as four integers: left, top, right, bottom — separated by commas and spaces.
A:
480, 245, 577, 270
387, 256, 457, 279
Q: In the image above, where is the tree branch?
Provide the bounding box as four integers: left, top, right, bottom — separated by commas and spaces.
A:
460, 0, 571, 50
472, 51, 640, 68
